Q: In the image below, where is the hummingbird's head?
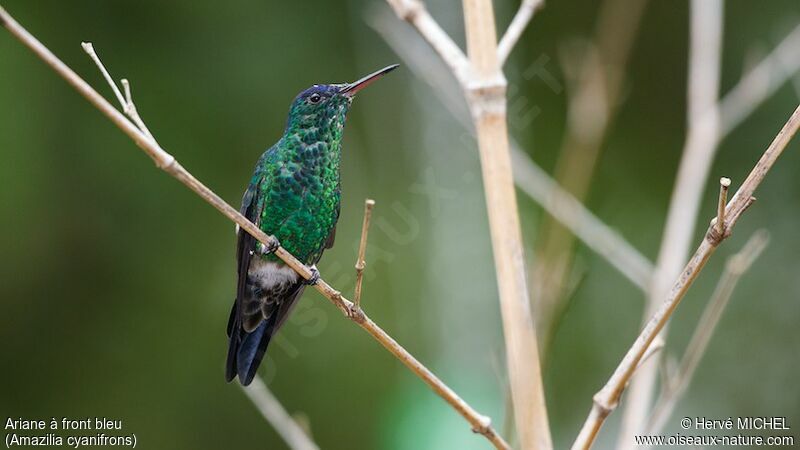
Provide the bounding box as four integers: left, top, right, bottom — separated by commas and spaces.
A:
284, 64, 399, 138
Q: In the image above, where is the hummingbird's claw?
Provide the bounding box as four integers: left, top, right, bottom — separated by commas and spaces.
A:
257, 238, 280, 256
303, 265, 320, 286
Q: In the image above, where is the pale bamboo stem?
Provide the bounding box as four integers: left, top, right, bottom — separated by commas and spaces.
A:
462, 0, 552, 448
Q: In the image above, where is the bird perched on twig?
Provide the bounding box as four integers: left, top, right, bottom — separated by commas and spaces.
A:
226, 65, 399, 385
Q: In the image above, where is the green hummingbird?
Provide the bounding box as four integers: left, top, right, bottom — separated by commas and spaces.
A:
226, 64, 399, 385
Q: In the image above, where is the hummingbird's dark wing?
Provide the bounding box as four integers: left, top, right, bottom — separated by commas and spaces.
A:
226, 175, 270, 384
225, 171, 320, 385
325, 225, 336, 249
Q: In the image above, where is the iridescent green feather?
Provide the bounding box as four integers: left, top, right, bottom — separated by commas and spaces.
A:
250, 85, 350, 265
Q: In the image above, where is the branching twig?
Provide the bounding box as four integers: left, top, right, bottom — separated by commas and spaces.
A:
572, 103, 800, 450
119, 79, 155, 141
352, 199, 375, 313
497, 0, 544, 65
0, 7, 509, 450
240, 377, 319, 450
646, 230, 769, 436
82, 42, 156, 142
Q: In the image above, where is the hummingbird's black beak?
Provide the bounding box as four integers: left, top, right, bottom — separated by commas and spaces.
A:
341, 64, 399, 97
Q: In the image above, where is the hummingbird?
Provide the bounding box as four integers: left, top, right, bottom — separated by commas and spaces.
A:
226, 64, 399, 385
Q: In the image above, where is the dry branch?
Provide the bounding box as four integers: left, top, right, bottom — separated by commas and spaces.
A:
0, 6, 509, 449
646, 230, 769, 436
572, 103, 800, 450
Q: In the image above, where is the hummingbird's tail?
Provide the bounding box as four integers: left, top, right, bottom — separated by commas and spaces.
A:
225, 301, 276, 386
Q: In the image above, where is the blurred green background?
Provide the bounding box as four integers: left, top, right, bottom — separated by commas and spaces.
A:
1, 1, 798, 449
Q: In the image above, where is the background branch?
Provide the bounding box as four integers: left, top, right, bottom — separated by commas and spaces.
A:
573, 103, 800, 450
0, 7, 509, 449
718, 22, 800, 137
241, 377, 320, 450
646, 230, 769, 437
385, 0, 472, 87
531, 0, 650, 347
497, 0, 544, 65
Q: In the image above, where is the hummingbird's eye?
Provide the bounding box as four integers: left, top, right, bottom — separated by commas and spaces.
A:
308, 93, 322, 104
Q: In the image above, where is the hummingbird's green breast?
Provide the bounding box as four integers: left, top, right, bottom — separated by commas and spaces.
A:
253, 85, 350, 265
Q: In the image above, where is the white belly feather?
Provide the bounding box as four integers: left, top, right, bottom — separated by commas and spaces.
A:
248, 258, 300, 289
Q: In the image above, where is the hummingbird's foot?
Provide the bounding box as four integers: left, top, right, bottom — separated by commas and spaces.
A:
303, 265, 320, 286
256, 238, 280, 256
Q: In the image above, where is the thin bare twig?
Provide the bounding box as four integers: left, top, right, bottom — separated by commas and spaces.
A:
353, 199, 375, 312
240, 378, 319, 450
367, 7, 654, 291
80, 42, 126, 108
572, 103, 800, 450
0, 7, 509, 449
646, 230, 769, 436
497, 0, 544, 65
